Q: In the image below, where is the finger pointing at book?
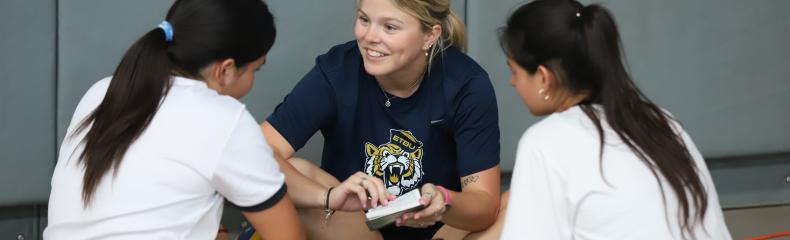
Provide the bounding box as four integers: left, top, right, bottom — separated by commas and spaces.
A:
359, 174, 391, 208
330, 172, 396, 211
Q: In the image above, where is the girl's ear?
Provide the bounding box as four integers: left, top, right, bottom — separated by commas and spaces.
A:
536, 64, 556, 92
202, 58, 237, 94
214, 58, 237, 87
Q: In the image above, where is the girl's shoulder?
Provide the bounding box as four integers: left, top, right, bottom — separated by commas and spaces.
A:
521, 107, 595, 145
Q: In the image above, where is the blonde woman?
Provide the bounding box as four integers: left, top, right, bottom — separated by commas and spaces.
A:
261, 0, 502, 239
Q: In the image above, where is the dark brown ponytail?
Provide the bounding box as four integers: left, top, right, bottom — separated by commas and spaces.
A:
73, 0, 276, 207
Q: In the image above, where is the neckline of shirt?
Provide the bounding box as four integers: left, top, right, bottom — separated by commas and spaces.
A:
171, 76, 208, 88
366, 71, 434, 106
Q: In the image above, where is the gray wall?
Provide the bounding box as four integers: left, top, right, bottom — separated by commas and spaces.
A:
1, 0, 789, 238
54, 0, 463, 163
1, 0, 57, 237
0, 0, 57, 206
463, 0, 790, 210
467, 0, 790, 168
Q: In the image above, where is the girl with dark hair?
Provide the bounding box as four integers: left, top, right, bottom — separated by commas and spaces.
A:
499, 0, 731, 239
44, 0, 304, 239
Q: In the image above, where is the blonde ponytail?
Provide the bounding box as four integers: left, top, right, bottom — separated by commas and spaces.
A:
442, 9, 466, 52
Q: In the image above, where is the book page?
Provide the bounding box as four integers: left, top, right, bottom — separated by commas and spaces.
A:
365, 189, 422, 220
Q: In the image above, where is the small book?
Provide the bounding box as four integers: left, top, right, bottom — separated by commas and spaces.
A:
365, 189, 425, 230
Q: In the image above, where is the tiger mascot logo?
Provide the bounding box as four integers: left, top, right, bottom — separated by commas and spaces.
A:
364, 129, 424, 196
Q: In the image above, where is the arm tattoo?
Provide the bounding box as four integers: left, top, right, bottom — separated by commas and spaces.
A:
462, 175, 480, 187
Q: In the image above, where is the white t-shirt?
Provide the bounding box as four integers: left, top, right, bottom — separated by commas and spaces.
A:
501, 106, 731, 240
45, 76, 285, 239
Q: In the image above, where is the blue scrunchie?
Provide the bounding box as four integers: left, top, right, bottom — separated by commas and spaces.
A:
157, 21, 174, 43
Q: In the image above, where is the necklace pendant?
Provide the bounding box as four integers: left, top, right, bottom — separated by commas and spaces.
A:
385, 100, 391, 107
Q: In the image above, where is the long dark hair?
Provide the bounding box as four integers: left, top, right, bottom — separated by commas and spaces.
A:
501, 0, 708, 236
73, 0, 276, 207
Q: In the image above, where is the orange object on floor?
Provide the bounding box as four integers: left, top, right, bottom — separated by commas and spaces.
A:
751, 231, 790, 240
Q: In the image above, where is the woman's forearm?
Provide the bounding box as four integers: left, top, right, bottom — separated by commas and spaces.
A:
442, 187, 500, 231
262, 122, 326, 209
277, 159, 329, 209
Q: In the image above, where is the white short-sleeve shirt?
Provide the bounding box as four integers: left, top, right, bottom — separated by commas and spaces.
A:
45, 76, 285, 239
501, 106, 731, 240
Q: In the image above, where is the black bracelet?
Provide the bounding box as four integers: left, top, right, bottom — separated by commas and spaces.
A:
323, 187, 335, 220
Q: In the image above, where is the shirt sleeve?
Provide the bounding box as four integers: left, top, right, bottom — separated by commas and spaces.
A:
212, 108, 287, 212
452, 72, 501, 176
501, 130, 572, 240
266, 65, 337, 151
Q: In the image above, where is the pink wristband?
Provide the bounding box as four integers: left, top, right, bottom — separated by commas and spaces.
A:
436, 185, 451, 205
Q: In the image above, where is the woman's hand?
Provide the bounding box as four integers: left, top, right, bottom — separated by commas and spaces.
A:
396, 183, 447, 228
328, 171, 395, 211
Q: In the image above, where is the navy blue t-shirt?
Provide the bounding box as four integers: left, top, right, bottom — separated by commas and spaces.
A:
267, 41, 500, 240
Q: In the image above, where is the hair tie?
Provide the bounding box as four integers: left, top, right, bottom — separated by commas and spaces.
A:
157, 21, 174, 43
